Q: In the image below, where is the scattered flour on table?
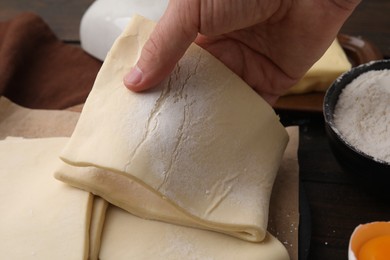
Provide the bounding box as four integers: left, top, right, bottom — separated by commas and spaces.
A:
334, 69, 390, 163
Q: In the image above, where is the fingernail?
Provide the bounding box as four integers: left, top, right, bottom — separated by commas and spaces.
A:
124, 66, 143, 86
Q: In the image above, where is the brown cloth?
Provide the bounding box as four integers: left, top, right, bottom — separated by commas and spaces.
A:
0, 12, 102, 109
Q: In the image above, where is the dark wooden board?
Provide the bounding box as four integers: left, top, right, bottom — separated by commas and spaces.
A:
341, 0, 390, 58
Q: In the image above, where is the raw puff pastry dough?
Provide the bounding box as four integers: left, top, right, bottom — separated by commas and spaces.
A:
0, 138, 92, 260
0, 96, 291, 259
59, 15, 289, 242
57, 157, 292, 259
99, 205, 290, 260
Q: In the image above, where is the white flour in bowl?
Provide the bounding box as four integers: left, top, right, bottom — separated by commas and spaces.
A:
334, 69, 390, 163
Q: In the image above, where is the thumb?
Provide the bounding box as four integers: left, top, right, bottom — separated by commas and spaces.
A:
123, 2, 199, 91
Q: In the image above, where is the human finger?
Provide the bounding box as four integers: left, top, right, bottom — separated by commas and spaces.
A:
123, 0, 199, 91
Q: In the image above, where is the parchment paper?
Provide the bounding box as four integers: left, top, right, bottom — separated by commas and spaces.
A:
0, 96, 299, 260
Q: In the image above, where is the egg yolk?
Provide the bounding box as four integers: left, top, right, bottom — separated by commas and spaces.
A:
358, 235, 390, 260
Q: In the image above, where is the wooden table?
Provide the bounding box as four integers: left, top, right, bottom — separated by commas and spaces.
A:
1, 1, 389, 259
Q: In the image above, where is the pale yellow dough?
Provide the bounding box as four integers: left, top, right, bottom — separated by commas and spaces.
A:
59, 15, 288, 243
55, 162, 289, 259
98, 205, 290, 260
89, 197, 109, 260
0, 138, 92, 260
286, 39, 351, 95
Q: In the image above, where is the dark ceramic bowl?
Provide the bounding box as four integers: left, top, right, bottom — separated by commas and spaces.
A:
323, 59, 390, 196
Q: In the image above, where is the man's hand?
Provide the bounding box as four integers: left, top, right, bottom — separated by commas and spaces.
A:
123, 0, 361, 104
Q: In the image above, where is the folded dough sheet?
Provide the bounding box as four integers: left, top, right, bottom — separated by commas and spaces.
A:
57, 15, 289, 243
0, 96, 293, 259
0, 135, 289, 259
